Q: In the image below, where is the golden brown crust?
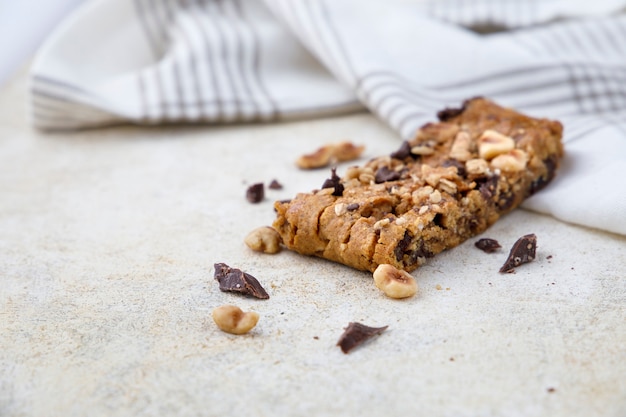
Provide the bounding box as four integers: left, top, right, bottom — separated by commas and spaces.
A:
273, 98, 564, 272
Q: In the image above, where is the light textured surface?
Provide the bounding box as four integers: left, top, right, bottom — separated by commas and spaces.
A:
1, 70, 625, 417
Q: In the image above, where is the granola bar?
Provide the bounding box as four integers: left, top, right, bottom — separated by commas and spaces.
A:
273, 98, 563, 272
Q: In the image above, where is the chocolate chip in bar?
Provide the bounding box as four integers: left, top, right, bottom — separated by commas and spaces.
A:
390, 141, 412, 160
346, 203, 359, 211
213, 263, 269, 299
475, 238, 501, 253
268, 179, 283, 190
321, 167, 344, 196
337, 322, 388, 354
246, 183, 264, 203
374, 166, 401, 183
499, 234, 537, 273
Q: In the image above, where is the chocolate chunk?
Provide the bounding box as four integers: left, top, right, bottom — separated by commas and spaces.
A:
346, 203, 359, 211
321, 168, 344, 196
530, 156, 558, 195
408, 240, 435, 263
437, 97, 482, 121
437, 107, 465, 122
375, 166, 401, 183
337, 322, 388, 354
499, 234, 537, 273
246, 183, 264, 203
268, 179, 283, 190
394, 230, 413, 261
496, 192, 516, 211
390, 141, 412, 160
475, 238, 501, 253
478, 175, 499, 200
213, 263, 269, 299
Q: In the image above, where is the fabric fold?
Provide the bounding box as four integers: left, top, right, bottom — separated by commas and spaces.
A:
28, 0, 626, 235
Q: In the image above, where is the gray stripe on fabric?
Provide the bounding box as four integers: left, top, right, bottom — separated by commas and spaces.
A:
232, 0, 278, 121
187, 0, 223, 122
160, 0, 187, 119
133, 0, 160, 58
203, 0, 242, 119
217, 0, 259, 120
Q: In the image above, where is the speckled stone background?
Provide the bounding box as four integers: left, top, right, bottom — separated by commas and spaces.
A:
1, 70, 625, 417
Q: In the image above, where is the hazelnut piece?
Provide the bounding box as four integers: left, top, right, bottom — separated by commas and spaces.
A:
490, 149, 528, 172
296, 141, 365, 169
212, 305, 260, 335
244, 226, 282, 254
478, 130, 515, 160
373, 264, 418, 299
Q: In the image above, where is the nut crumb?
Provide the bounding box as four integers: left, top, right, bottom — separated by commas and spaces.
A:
296, 141, 365, 169
334, 203, 348, 216
244, 226, 282, 254
212, 305, 259, 335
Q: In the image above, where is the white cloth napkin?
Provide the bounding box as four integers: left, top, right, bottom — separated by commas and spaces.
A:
29, 0, 626, 236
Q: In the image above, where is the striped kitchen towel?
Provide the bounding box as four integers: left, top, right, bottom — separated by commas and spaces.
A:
29, 0, 626, 235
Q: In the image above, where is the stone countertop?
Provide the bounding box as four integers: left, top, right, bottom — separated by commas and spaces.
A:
1, 70, 625, 417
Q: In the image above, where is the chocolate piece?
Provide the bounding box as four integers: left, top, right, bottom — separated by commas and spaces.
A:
437, 96, 482, 121
478, 175, 499, 200
337, 322, 388, 354
346, 203, 359, 211
530, 155, 558, 195
390, 141, 412, 160
375, 166, 401, 183
394, 230, 413, 261
246, 183, 264, 203
321, 168, 344, 196
499, 234, 537, 273
475, 238, 501, 253
437, 106, 465, 122
213, 263, 269, 299
268, 179, 283, 190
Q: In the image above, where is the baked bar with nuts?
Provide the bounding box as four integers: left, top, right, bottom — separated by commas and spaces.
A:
273, 98, 563, 272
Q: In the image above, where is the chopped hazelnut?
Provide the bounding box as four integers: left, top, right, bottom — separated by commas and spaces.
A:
478, 130, 515, 160
373, 264, 418, 299
429, 189, 442, 203
438, 178, 457, 195
410, 145, 435, 155
373, 218, 391, 229
334, 203, 348, 216
449, 131, 473, 161
465, 158, 489, 176
490, 149, 528, 172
